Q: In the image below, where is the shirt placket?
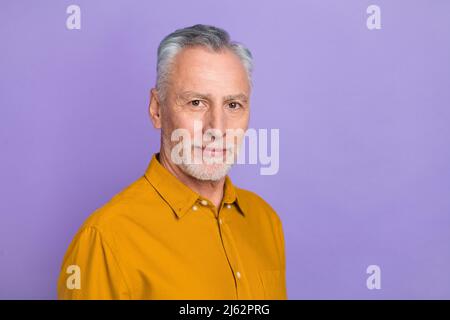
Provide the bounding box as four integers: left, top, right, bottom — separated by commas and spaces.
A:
217, 202, 250, 299
195, 198, 248, 299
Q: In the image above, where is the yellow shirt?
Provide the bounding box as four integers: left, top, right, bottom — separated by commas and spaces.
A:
57, 154, 287, 299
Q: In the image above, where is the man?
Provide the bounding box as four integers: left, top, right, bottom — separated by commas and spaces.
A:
58, 24, 286, 299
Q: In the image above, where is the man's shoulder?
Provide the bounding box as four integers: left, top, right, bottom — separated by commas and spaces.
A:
235, 187, 281, 224
80, 176, 154, 232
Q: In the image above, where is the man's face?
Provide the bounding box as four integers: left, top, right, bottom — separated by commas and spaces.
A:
156, 46, 251, 181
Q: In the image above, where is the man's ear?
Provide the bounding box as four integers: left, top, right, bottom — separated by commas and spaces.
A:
149, 88, 162, 129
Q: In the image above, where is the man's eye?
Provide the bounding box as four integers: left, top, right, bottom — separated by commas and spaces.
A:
190, 100, 202, 107
228, 102, 241, 110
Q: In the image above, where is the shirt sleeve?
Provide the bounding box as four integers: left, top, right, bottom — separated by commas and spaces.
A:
276, 217, 288, 299
57, 226, 131, 299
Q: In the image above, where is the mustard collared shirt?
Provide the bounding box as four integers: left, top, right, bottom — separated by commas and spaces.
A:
57, 154, 287, 299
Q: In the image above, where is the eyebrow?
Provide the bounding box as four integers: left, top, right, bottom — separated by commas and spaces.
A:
223, 93, 249, 103
177, 91, 248, 103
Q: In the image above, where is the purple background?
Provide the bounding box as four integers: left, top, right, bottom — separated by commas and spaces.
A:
1, 0, 450, 299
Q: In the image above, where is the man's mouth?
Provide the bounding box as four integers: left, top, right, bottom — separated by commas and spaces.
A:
194, 145, 229, 156
203, 147, 226, 153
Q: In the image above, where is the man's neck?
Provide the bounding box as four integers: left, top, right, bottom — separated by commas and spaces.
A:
158, 150, 225, 209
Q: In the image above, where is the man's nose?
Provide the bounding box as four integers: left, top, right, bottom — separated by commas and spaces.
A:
204, 105, 226, 136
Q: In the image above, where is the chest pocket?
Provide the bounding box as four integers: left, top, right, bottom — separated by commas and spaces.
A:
258, 269, 287, 300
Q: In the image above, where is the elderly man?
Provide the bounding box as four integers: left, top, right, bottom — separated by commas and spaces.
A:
58, 24, 286, 300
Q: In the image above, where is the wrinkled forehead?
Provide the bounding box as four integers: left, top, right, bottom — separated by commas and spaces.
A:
169, 47, 251, 96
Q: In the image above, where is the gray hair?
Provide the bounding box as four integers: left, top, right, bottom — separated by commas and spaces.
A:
156, 24, 253, 103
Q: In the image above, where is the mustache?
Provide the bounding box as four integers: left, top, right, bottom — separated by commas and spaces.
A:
191, 141, 234, 151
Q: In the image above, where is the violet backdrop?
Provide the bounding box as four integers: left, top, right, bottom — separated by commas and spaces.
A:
1, 0, 450, 299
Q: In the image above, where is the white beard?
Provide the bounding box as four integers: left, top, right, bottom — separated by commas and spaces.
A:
162, 129, 238, 181
179, 161, 232, 181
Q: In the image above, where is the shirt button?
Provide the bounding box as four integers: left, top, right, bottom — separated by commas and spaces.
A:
192, 205, 198, 211
236, 271, 241, 279
219, 218, 223, 225
226, 204, 232, 209
200, 199, 208, 206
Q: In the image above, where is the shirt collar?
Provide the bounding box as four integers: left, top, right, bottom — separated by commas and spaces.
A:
223, 175, 247, 217
144, 154, 246, 218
